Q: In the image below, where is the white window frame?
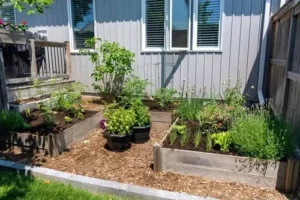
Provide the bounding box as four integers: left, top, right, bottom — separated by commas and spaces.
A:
1, 1, 16, 23
67, 0, 96, 53
192, 0, 224, 51
141, 0, 166, 52
169, 0, 192, 51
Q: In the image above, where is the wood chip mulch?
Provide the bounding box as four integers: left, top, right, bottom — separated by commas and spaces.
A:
0, 129, 290, 200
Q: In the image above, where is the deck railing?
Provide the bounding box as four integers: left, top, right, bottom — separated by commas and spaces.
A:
1, 39, 71, 82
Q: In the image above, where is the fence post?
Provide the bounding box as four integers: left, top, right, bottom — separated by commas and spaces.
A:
65, 41, 71, 79
282, 7, 297, 116
0, 48, 9, 110
29, 39, 38, 78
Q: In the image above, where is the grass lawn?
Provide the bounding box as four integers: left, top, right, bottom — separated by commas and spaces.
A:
0, 171, 131, 200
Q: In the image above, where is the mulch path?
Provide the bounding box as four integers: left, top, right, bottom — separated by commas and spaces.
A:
0, 128, 290, 200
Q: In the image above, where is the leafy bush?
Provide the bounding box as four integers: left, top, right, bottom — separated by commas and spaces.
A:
231, 108, 295, 160
120, 75, 149, 106
38, 103, 55, 128
105, 107, 136, 135
131, 101, 150, 127
154, 88, 177, 109
212, 132, 232, 153
81, 38, 135, 102
0, 111, 30, 131
176, 99, 205, 121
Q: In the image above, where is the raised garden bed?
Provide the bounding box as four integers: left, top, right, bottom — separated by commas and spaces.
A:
153, 125, 300, 193
0, 110, 103, 157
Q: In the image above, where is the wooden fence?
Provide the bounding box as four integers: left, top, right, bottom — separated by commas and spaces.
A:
268, 0, 300, 131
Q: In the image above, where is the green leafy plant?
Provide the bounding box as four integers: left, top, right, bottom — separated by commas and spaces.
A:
2, 0, 53, 14
170, 125, 188, 146
231, 107, 295, 160
170, 131, 177, 145
120, 75, 149, 106
212, 132, 232, 152
223, 77, 245, 108
194, 132, 202, 148
131, 101, 150, 127
0, 110, 30, 131
32, 79, 44, 96
206, 132, 213, 152
64, 116, 73, 124
105, 107, 136, 135
176, 99, 205, 121
81, 38, 135, 102
38, 103, 55, 128
154, 88, 177, 109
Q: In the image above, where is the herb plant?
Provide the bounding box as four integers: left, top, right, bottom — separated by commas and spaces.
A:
212, 132, 232, 153
131, 101, 150, 127
105, 107, 136, 135
0, 111, 30, 131
81, 38, 135, 102
154, 88, 177, 109
38, 103, 55, 128
64, 116, 73, 124
194, 132, 202, 148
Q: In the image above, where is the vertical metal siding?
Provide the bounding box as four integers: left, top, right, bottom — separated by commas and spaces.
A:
16, 0, 267, 100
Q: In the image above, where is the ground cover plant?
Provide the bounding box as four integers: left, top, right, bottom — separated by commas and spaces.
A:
0, 171, 130, 200
164, 79, 297, 161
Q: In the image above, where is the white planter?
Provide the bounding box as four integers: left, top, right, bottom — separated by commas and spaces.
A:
0, 29, 28, 44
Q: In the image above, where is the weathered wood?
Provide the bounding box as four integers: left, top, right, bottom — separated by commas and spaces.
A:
292, 160, 300, 193
159, 118, 179, 145
153, 143, 162, 172
35, 40, 67, 48
287, 71, 300, 83
0, 49, 9, 110
285, 159, 295, 193
65, 42, 71, 78
295, 2, 300, 15
273, 1, 294, 22
160, 148, 288, 190
6, 75, 69, 85
270, 59, 286, 66
29, 39, 38, 78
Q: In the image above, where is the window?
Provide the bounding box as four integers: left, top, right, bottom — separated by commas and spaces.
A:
193, 0, 222, 50
170, 0, 191, 49
142, 0, 222, 52
0, 1, 15, 23
68, 0, 95, 50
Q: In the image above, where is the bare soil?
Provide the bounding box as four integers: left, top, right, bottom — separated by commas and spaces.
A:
0, 129, 289, 200
20, 109, 97, 135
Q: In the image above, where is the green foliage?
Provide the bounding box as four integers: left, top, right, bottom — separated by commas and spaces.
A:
64, 116, 73, 124
120, 75, 149, 106
154, 88, 177, 109
81, 38, 135, 102
180, 131, 189, 147
206, 133, 213, 152
231, 108, 295, 160
176, 99, 205, 121
32, 79, 43, 96
170, 131, 177, 145
51, 82, 84, 116
0, 19, 28, 31
194, 132, 202, 148
212, 132, 232, 153
223, 78, 245, 107
131, 101, 150, 127
105, 107, 136, 135
0, 0, 53, 14
0, 110, 30, 131
170, 125, 188, 146
38, 103, 55, 128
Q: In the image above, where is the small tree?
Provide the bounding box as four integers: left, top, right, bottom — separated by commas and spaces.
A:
81, 38, 135, 102
0, 0, 53, 14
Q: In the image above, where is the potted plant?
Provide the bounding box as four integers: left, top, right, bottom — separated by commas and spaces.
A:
104, 107, 136, 150
0, 20, 29, 44
131, 101, 151, 143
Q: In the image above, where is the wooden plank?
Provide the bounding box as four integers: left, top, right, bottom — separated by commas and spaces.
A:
292, 160, 300, 193
6, 75, 69, 85
29, 39, 38, 78
295, 2, 300, 15
285, 159, 295, 193
35, 40, 67, 48
282, 9, 297, 115
287, 71, 300, 83
65, 42, 72, 78
270, 59, 287, 66
273, 2, 294, 22
0, 49, 9, 110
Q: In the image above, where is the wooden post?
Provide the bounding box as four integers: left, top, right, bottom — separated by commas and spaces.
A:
0, 48, 9, 110
29, 39, 38, 78
153, 143, 162, 172
285, 159, 295, 193
65, 41, 71, 79
292, 160, 300, 194
282, 6, 297, 116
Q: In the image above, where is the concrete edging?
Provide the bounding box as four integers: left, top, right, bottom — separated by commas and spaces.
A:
0, 160, 216, 200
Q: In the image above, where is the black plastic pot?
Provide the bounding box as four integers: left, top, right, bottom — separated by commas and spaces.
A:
132, 124, 151, 143
104, 132, 131, 151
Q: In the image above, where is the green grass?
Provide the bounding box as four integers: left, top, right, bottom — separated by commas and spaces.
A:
0, 171, 131, 200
